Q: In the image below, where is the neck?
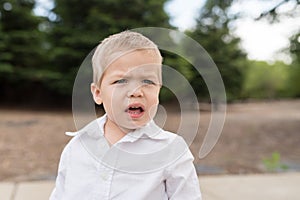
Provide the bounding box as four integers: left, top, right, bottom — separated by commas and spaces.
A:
104, 117, 130, 145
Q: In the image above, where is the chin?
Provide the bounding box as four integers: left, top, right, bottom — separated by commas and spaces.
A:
121, 120, 149, 130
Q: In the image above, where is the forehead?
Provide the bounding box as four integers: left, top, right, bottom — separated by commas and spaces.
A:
104, 50, 162, 77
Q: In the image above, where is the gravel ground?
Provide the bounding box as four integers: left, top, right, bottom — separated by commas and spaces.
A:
1, 99, 300, 181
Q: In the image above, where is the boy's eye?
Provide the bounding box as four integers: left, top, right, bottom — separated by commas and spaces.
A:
142, 79, 155, 85
113, 79, 128, 84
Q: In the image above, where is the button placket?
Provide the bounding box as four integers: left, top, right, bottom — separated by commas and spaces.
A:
94, 162, 114, 199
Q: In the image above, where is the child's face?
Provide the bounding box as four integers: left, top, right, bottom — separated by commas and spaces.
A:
92, 50, 162, 132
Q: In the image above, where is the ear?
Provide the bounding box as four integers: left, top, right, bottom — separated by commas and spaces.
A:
91, 83, 103, 105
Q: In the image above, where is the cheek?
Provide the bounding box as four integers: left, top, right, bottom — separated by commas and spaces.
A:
147, 93, 160, 120
103, 89, 126, 110
111, 89, 127, 104
154, 87, 161, 100
104, 86, 125, 100
148, 88, 160, 105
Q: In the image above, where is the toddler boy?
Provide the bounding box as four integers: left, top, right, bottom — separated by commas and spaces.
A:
50, 31, 201, 200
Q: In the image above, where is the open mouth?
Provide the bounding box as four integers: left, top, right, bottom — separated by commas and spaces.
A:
125, 104, 145, 118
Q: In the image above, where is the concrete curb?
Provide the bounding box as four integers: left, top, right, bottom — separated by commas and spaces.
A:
200, 172, 300, 200
0, 181, 54, 200
1, 173, 299, 200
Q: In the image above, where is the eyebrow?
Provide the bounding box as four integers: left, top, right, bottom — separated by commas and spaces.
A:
109, 72, 125, 78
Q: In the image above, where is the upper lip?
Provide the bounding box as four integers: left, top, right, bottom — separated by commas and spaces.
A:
125, 103, 145, 112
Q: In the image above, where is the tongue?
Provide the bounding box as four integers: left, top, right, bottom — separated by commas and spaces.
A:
127, 108, 143, 118
128, 108, 141, 114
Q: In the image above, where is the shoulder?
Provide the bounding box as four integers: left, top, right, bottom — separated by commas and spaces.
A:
145, 121, 182, 142
62, 116, 106, 152
155, 128, 194, 166
66, 115, 105, 138
156, 127, 188, 148
152, 126, 192, 164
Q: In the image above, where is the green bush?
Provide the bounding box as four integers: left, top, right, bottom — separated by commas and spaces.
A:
242, 61, 290, 99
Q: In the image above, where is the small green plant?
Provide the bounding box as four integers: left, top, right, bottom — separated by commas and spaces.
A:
262, 152, 288, 172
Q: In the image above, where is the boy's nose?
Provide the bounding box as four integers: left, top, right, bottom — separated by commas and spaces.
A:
127, 86, 143, 97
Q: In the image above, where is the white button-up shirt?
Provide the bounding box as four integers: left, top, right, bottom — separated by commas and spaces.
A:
50, 115, 201, 200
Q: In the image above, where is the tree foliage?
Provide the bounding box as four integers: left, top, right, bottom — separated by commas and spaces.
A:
255, 0, 300, 97
256, 0, 300, 21
187, 0, 247, 101
242, 61, 289, 99
2, 0, 298, 106
0, 0, 52, 104
0, 0, 172, 104
0, 0, 45, 73
288, 32, 300, 96
47, 0, 171, 95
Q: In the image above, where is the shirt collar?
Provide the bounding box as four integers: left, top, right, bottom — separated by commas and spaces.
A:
66, 114, 170, 142
123, 120, 170, 142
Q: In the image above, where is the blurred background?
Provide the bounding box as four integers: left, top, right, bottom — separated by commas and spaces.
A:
0, 0, 299, 181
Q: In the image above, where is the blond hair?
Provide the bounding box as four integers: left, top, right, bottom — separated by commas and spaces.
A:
92, 31, 162, 84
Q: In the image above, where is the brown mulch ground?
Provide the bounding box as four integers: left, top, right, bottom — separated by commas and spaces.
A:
1, 100, 300, 181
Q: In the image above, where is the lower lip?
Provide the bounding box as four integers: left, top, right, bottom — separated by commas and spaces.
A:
127, 110, 144, 119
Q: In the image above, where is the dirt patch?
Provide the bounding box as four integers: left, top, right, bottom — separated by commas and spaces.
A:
1, 100, 300, 181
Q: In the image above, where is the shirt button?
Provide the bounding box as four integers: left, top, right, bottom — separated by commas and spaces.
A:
101, 173, 108, 181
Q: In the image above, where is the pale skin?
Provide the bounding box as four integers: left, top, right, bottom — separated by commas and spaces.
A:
91, 50, 162, 145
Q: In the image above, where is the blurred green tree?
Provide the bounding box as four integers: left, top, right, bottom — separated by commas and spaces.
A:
242, 61, 289, 99
256, 0, 300, 97
187, 0, 247, 101
288, 32, 300, 97
0, 0, 48, 103
48, 0, 171, 95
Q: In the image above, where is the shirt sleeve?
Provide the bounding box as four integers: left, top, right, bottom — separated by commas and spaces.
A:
49, 144, 70, 200
165, 140, 202, 200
